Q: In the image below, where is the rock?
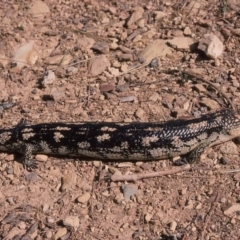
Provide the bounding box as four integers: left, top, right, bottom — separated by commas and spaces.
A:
133, 34, 142, 42
46, 54, 72, 66
120, 96, 137, 103
89, 55, 110, 76
35, 154, 48, 162
169, 220, 177, 231
112, 61, 121, 68
123, 184, 138, 201
220, 142, 238, 155
13, 161, 22, 176
184, 0, 205, 15
119, 46, 132, 53
45, 231, 52, 239
180, 188, 187, 195
127, 7, 144, 27
42, 204, 49, 212
118, 53, 133, 61
108, 67, 119, 76
185, 199, 194, 209
50, 88, 65, 101
138, 18, 145, 28
77, 192, 91, 203
61, 171, 76, 191
140, 40, 172, 64
116, 83, 129, 92
184, 26, 192, 36
42, 70, 55, 86
100, 84, 115, 92
224, 203, 240, 215
149, 92, 160, 101
167, 37, 194, 50
194, 84, 207, 92
108, 6, 116, 14
135, 162, 143, 166
92, 41, 109, 53
77, 37, 95, 50
154, 11, 167, 20
54, 227, 67, 240
0, 54, 9, 67
196, 203, 202, 210
28, 1, 50, 18
25, 172, 38, 182
93, 161, 101, 167
13, 41, 38, 69
101, 17, 110, 23
110, 42, 118, 50
63, 216, 79, 228
145, 213, 152, 222
198, 33, 223, 59
200, 97, 220, 110
2, 17, 11, 25
127, 27, 147, 41
3, 227, 25, 240
66, 66, 78, 75
114, 193, 124, 203
109, 228, 119, 236
5, 154, 14, 161
135, 107, 145, 119
18, 221, 26, 230
118, 162, 133, 168
121, 64, 128, 72
47, 217, 55, 223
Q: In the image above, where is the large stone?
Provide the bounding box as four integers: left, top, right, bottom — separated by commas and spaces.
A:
13, 41, 38, 69
198, 33, 223, 59
28, 1, 50, 17
89, 55, 110, 76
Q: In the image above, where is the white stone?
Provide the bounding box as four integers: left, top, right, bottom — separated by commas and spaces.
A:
63, 216, 79, 228
127, 7, 144, 26
89, 55, 110, 76
28, 1, 50, 17
13, 41, 38, 69
77, 192, 91, 203
154, 11, 167, 20
198, 33, 223, 59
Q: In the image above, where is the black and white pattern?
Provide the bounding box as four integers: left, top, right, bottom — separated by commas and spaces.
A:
0, 109, 239, 168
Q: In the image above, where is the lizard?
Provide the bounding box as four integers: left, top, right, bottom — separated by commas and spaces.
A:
0, 108, 240, 169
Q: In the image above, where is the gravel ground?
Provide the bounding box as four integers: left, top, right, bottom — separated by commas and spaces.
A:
1, 0, 240, 239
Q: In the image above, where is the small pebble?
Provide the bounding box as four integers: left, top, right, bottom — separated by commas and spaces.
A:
63, 216, 79, 228
77, 192, 91, 203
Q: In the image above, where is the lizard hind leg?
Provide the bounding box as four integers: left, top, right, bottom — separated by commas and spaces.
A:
173, 143, 208, 166
185, 143, 209, 164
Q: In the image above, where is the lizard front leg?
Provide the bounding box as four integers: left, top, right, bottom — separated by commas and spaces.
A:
22, 143, 38, 170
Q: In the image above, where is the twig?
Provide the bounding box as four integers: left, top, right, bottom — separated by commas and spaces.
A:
182, 69, 236, 110
118, 61, 150, 76
198, 191, 218, 240
111, 164, 190, 182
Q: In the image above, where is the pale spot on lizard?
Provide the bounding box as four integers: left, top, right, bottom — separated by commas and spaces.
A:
78, 141, 90, 148
96, 133, 110, 142
121, 141, 129, 149
54, 132, 64, 142
52, 126, 71, 131
21, 128, 34, 133
22, 132, 36, 140
142, 135, 159, 146
100, 126, 117, 131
